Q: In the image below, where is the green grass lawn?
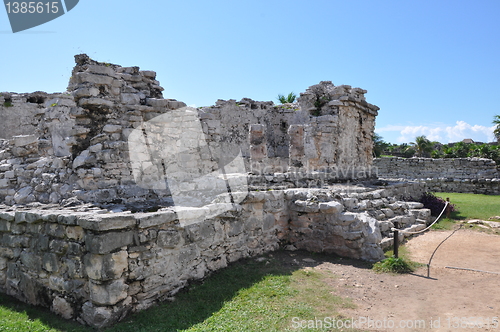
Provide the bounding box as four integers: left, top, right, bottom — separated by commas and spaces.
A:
435, 192, 500, 221
0, 253, 359, 332
429, 192, 500, 233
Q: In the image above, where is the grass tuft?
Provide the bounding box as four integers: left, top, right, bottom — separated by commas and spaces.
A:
373, 257, 416, 274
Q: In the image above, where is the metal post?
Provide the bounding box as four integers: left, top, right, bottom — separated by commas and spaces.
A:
393, 222, 399, 258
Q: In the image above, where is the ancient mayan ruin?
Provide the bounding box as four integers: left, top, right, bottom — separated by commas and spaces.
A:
0, 55, 433, 328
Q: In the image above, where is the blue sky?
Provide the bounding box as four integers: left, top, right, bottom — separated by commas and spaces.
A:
1, 0, 499, 144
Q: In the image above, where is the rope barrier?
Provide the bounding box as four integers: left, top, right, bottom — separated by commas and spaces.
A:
445, 266, 500, 275
391, 201, 449, 235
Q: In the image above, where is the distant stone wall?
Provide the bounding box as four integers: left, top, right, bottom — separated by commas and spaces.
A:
374, 157, 500, 194
0, 181, 429, 328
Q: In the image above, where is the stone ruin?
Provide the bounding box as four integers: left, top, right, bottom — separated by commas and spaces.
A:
0, 55, 432, 328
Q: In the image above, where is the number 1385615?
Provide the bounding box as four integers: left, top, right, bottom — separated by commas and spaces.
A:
5, 2, 60, 14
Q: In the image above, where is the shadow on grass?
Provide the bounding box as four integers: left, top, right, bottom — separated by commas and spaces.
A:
448, 210, 466, 221
0, 250, 372, 332
0, 292, 90, 332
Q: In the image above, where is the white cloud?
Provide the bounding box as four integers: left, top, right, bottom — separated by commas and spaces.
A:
377, 121, 496, 143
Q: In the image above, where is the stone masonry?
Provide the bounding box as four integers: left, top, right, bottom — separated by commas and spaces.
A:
374, 157, 500, 195
0, 55, 431, 328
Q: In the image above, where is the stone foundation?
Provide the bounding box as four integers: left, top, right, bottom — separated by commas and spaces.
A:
0, 180, 428, 328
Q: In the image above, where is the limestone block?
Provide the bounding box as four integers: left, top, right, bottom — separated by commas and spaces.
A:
52, 296, 74, 319
402, 224, 426, 237
167, 100, 187, 109
263, 213, 276, 231
12, 135, 37, 147
408, 208, 431, 221
42, 253, 59, 272
81, 301, 114, 329
77, 212, 136, 231
378, 220, 394, 232
84, 251, 128, 281
406, 202, 424, 209
20, 250, 41, 272
146, 98, 169, 107
0, 164, 12, 172
342, 197, 357, 209
75, 72, 114, 85
318, 201, 343, 214
0, 219, 11, 232
121, 93, 141, 105
291, 200, 319, 213
78, 97, 114, 109
85, 231, 134, 254
101, 124, 122, 134
0, 211, 15, 221
141, 70, 156, 78
344, 231, 363, 241
73, 87, 100, 98
72, 150, 94, 169
136, 211, 177, 228
157, 230, 181, 248
86, 64, 115, 76
0, 179, 10, 189
380, 208, 394, 218
14, 186, 34, 204
339, 212, 358, 225
89, 279, 129, 306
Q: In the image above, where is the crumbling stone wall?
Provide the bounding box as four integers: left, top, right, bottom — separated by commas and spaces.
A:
0, 181, 429, 328
0, 55, 431, 328
374, 157, 500, 194
0, 56, 379, 208
0, 92, 57, 139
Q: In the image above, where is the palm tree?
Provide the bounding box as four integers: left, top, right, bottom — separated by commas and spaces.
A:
493, 115, 500, 142
277, 92, 296, 104
409, 135, 433, 157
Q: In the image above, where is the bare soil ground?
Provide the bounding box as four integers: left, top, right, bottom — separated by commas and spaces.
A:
287, 228, 500, 331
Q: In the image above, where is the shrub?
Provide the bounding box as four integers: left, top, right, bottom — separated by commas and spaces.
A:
419, 192, 456, 216
373, 257, 415, 274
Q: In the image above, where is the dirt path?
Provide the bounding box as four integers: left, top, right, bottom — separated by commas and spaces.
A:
309, 228, 500, 331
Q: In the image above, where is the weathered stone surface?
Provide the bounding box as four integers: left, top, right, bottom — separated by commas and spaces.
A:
81, 301, 114, 329
157, 230, 181, 248
78, 214, 136, 231
85, 231, 134, 254
136, 211, 176, 228
84, 251, 128, 280
89, 279, 128, 306
319, 201, 343, 214
52, 296, 74, 319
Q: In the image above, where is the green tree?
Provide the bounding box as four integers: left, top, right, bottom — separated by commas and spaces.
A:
277, 92, 297, 104
493, 115, 500, 142
373, 133, 389, 157
409, 135, 433, 157
451, 141, 473, 158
